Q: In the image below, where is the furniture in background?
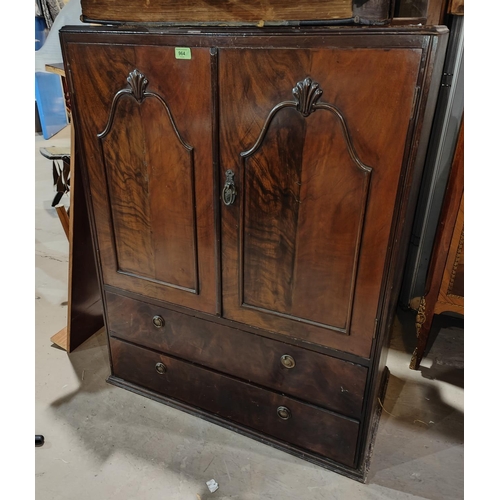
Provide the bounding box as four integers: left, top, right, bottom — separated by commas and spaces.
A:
410, 118, 464, 370
398, 10, 463, 310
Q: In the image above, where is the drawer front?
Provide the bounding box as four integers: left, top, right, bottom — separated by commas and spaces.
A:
106, 292, 368, 419
110, 337, 360, 468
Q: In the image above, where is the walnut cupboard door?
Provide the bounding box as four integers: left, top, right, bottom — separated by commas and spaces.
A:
219, 47, 423, 358
65, 43, 217, 314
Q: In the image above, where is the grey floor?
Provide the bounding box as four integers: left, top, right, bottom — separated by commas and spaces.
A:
35, 126, 464, 500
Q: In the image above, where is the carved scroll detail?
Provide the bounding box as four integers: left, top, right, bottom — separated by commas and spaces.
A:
241, 77, 371, 175
98, 69, 192, 151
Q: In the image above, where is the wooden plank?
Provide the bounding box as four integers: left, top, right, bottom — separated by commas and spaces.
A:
55, 206, 70, 240
81, 0, 353, 23
48, 121, 104, 353
50, 327, 68, 351
45, 62, 66, 77
66, 121, 105, 351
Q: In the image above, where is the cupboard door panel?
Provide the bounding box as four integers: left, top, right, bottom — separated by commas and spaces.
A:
220, 47, 422, 356
241, 105, 371, 332
66, 42, 216, 313
100, 87, 198, 291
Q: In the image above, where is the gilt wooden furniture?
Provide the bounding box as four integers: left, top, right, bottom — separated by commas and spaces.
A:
410, 118, 463, 370
61, 25, 447, 481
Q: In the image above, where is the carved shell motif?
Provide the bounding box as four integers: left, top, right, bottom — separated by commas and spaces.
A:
127, 69, 149, 102
292, 78, 323, 117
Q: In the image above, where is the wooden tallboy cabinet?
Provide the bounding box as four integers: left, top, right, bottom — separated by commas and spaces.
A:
61, 25, 448, 481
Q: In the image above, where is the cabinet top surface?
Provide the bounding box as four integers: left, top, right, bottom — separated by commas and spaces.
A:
60, 24, 449, 37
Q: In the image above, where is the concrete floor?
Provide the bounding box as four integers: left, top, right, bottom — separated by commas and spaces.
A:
35, 126, 464, 500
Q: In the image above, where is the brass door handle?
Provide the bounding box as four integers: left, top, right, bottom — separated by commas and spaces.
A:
222, 169, 237, 206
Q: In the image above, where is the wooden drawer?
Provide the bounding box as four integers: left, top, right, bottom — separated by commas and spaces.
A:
110, 337, 360, 468
106, 292, 368, 419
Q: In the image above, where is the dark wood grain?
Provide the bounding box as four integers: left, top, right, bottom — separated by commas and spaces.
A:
220, 47, 422, 357
64, 42, 217, 313
110, 337, 360, 467
100, 90, 198, 290
240, 105, 371, 332
105, 291, 368, 418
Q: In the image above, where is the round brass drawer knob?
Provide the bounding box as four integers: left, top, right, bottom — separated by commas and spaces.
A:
277, 406, 291, 420
152, 315, 165, 328
280, 354, 295, 369
155, 362, 167, 375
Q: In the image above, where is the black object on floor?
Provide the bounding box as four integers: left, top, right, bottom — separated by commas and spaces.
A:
35, 435, 45, 447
